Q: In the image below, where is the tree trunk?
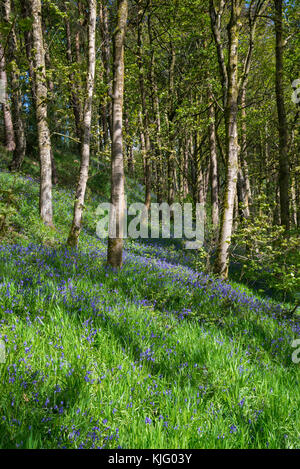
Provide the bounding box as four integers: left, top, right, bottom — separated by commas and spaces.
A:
208, 86, 219, 229
274, 0, 290, 230
195, 132, 204, 206
0, 38, 15, 152
99, 0, 112, 144
183, 136, 191, 198
138, 4, 152, 209
273, 180, 281, 225
167, 43, 176, 206
68, 0, 97, 247
42, 26, 59, 185
139, 111, 147, 185
214, 0, 242, 278
124, 112, 134, 176
20, 0, 36, 157
128, 145, 134, 176
9, 65, 26, 170
295, 171, 300, 228
30, 0, 53, 226
291, 174, 297, 227
107, 0, 128, 268
237, 86, 251, 218
209, 0, 228, 107
4, 0, 26, 170
236, 0, 267, 220
66, 19, 83, 144
147, 19, 163, 205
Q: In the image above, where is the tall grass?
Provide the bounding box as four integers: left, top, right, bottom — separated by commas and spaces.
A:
0, 172, 299, 449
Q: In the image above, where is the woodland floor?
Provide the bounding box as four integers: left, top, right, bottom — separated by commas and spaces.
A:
0, 160, 299, 449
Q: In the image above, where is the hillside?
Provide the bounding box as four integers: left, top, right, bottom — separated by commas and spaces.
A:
0, 169, 299, 449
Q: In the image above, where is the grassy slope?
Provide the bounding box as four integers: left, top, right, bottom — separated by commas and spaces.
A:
0, 164, 299, 449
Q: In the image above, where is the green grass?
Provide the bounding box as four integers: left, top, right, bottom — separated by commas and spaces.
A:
0, 168, 299, 449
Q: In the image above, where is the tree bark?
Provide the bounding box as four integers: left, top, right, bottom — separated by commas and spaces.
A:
209, 0, 228, 107
208, 86, 219, 229
20, 0, 36, 157
99, 0, 112, 144
274, 0, 290, 230
107, 0, 128, 268
147, 25, 163, 205
167, 43, 176, 206
0, 38, 15, 152
214, 0, 242, 278
124, 111, 134, 176
237, 87, 251, 218
138, 4, 152, 209
30, 0, 53, 226
236, 1, 268, 219
21, 0, 35, 103
291, 174, 297, 227
66, 19, 83, 144
68, 0, 97, 247
183, 137, 190, 199
3, 0, 26, 170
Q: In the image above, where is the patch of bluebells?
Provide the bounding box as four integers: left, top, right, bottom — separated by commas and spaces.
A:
0, 172, 298, 449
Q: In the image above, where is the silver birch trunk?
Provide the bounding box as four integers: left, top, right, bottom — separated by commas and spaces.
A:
30, 0, 53, 226
214, 0, 242, 278
68, 0, 97, 247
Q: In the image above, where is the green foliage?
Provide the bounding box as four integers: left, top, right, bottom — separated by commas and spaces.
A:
0, 171, 299, 449
192, 246, 210, 274
232, 198, 300, 302
0, 0, 299, 449
0, 185, 19, 239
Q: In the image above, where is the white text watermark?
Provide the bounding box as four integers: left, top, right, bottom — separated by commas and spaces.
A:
96, 201, 205, 250
0, 340, 6, 364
